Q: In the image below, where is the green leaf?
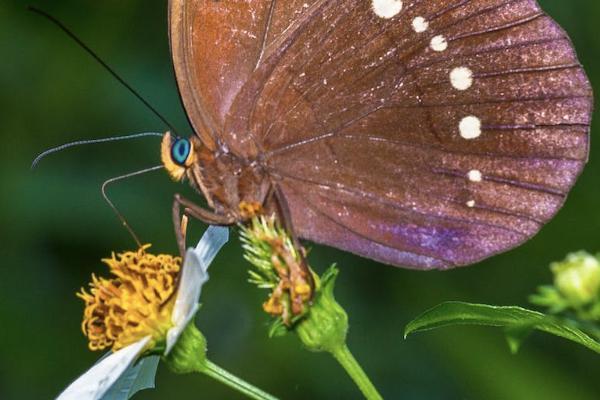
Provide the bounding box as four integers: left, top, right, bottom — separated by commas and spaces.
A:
404, 302, 600, 354
101, 356, 160, 400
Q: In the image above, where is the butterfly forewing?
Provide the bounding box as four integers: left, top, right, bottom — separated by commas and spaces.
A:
169, 0, 324, 148
170, 0, 592, 269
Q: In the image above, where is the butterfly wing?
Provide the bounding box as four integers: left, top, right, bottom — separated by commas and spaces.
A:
172, 0, 592, 269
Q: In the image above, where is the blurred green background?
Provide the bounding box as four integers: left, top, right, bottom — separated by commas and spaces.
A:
1, 1, 599, 399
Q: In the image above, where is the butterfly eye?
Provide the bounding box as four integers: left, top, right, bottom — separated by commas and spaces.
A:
171, 138, 191, 166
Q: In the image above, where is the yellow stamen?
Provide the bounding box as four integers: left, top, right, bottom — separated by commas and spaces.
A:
294, 284, 311, 297
77, 245, 181, 352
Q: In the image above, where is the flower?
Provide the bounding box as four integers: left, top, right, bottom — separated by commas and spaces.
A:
241, 216, 347, 343
57, 226, 229, 400
552, 251, 600, 307
77, 245, 181, 352
240, 215, 312, 325
240, 215, 348, 349
241, 216, 382, 399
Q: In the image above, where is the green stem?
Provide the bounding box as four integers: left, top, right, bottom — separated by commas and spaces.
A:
331, 344, 383, 400
198, 359, 279, 400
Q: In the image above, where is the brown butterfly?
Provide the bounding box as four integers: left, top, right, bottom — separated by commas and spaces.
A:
161, 0, 592, 272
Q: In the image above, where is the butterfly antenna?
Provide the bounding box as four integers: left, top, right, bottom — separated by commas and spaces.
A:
28, 6, 177, 133
102, 165, 164, 248
31, 131, 164, 169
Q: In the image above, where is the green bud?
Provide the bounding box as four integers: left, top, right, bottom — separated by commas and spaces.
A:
296, 266, 348, 353
552, 251, 600, 307
163, 322, 207, 374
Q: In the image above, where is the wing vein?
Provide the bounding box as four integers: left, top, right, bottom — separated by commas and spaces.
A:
283, 183, 455, 265
274, 170, 535, 236
254, 0, 277, 70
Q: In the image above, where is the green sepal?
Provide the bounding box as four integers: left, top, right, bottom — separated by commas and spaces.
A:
529, 285, 570, 314
163, 321, 207, 374
295, 265, 348, 354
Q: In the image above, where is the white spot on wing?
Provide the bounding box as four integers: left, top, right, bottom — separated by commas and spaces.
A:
412, 17, 428, 33
450, 67, 473, 90
466, 200, 476, 208
372, 0, 403, 19
459, 116, 482, 139
467, 169, 483, 182
430, 35, 448, 52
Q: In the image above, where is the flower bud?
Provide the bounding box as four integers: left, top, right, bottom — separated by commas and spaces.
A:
552, 251, 600, 307
296, 266, 348, 353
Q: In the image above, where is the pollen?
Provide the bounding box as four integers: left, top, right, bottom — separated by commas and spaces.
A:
77, 245, 181, 352
239, 201, 263, 220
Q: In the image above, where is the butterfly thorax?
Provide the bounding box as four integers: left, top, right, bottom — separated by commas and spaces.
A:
187, 137, 271, 221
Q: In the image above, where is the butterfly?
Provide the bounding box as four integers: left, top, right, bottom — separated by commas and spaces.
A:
161, 0, 592, 271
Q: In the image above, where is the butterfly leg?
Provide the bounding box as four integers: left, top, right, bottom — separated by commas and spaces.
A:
172, 193, 234, 256
272, 184, 316, 299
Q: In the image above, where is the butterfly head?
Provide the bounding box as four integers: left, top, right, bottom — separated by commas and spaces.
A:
161, 132, 197, 181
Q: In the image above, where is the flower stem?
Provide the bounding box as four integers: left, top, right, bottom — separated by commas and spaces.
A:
331, 344, 383, 400
198, 359, 279, 400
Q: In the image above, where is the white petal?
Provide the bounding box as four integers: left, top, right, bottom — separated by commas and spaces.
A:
56, 336, 151, 400
165, 226, 229, 354
193, 225, 230, 272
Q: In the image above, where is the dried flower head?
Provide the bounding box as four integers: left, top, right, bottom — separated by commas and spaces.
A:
240, 215, 312, 325
78, 245, 181, 352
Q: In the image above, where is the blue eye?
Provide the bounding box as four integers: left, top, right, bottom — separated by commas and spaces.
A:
171, 138, 191, 166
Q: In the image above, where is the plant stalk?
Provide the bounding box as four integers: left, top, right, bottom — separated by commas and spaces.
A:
331, 344, 383, 400
198, 359, 279, 400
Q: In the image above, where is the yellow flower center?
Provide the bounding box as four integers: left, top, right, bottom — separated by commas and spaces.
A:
77, 245, 181, 352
